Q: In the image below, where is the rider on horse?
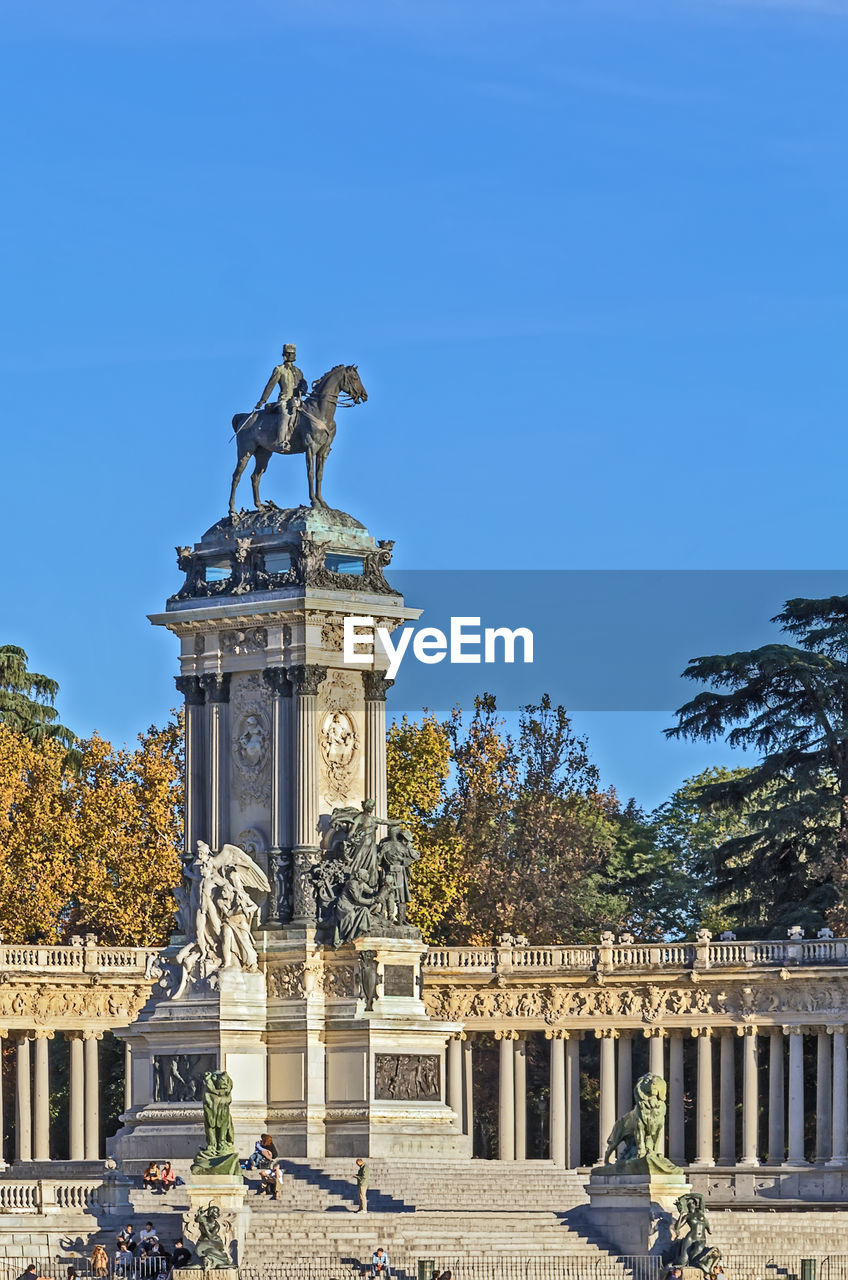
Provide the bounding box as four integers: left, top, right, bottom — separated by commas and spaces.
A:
254, 343, 308, 451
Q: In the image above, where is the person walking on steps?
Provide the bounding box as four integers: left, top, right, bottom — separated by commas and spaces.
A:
355, 1157, 368, 1213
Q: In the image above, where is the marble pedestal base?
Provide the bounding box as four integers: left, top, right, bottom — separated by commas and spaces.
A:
586, 1171, 692, 1256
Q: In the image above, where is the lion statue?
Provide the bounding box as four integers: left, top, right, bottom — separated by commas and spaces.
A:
604, 1071, 669, 1166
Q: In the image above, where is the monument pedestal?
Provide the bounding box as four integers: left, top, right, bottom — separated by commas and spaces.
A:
587, 1170, 692, 1256
110, 969, 267, 1171
183, 1175, 249, 1270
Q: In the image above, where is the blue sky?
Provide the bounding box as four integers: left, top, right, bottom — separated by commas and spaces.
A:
2, 0, 847, 809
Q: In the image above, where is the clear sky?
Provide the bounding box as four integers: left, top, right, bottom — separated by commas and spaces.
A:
3, 0, 847, 810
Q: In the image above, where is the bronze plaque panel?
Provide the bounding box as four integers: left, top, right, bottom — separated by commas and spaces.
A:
374, 1053, 440, 1101
383, 965, 416, 997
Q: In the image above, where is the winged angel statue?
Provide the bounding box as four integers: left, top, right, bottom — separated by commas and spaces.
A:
171, 840, 270, 997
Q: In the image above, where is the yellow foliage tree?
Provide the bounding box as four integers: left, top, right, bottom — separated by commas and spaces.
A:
386, 713, 465, 942
0, 726, 74, 942
0, 719, 183, 946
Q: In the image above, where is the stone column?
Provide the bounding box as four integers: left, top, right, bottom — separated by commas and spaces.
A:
0, 1030, 5, 1168
514, 1038, 527, 1162
549, 1033, 566, 1166
648, 1030, 664, 1079
32, 1033, 51, 1162
617, 1033, 633, 1120
668, 1032, 686, 1167
363, 672, 393, 821
828, 1026, 848, 1167
263, 668, 293, 925
693, 1029, 714, 1166
84, 1032, 101, 1161
566, 1034, 581, 1168
740, 1027, 759, 1166
816, 1029, 833, 1164
448, 1036, 463, 1121
68, 1032, 85, 1162
200, 673, 230, 852
786, 1028, 807, 1166
598, 1030, 617, 1164
175, 675, 206, 851
289, 665, 325, 926
15, 1035, 32, 1163
718, 1031, 736, 1165
463, 1037, 474, 1140
124, 1042, 132, 1115
498, 1032, 516, 1161
767, 1029, 785, 1164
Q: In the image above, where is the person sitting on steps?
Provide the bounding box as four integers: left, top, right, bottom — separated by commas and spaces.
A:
159, 1161, 176, 1194
142, 1161, 160, 1190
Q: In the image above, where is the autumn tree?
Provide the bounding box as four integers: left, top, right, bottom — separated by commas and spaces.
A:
386, 713, 465, 940
0, 718, 183, 945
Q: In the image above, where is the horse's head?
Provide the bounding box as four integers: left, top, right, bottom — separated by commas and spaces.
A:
342, 364, 368, 404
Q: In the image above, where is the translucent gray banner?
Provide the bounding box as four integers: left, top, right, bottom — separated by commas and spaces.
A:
354, 570, 848, 712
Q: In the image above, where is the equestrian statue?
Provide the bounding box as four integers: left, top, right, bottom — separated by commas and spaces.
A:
229, 342, 368, 514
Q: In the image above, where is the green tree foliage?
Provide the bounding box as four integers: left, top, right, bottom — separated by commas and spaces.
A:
0, 645, 75, 752
666, 595, 848, 936
389, 694, 688, 945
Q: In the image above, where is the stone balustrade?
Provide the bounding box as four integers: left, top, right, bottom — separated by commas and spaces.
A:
0, 1180, 101, 1214
425, 936, 848, 975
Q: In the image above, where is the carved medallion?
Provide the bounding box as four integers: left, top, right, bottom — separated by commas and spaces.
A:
231, 674, 271, 807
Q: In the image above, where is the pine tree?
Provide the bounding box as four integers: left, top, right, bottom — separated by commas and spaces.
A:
0, 645, 75, 751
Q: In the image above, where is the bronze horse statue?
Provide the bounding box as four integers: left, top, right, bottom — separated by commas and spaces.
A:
229, 364, 367, 514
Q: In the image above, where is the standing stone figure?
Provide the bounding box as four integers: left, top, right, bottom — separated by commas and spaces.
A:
191, 1071, 240, 1177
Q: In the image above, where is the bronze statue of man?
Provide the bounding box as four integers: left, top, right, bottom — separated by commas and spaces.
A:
255, 343, 308, 451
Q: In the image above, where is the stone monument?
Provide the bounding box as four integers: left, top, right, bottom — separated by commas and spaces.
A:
587, 1072, 692, 1256
110, 345, 468, 1167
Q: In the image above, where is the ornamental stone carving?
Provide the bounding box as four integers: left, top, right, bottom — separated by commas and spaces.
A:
374, 1053, 440, 1101
231, 673, 272, 807
220, 626, 268, 655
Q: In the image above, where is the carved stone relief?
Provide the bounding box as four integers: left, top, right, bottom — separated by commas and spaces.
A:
153, 1053, 216, 1102
231, 673, 272, 807
317, 670, 361, 806
374, 1054, 440, 1102
221, 627, 268, 655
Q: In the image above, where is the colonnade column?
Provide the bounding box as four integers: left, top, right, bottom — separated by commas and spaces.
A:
617, 1033, 633, 1119
289, 665, 326, 926
597, 1029, 617, 1163
566, 1034, 581, 1168
498, 1031, 516, 1161
645, 1030, 665, 1153
668, 1032, 686, 1166
32, 1032, 52, 1161
0, 1030, 5, 1167
718, 1030, 736, 1165
549, 1032, 566, 1166
514, 1038, 527, 1162
175, 675, 206, 851
263, 668, 293, 925
693, 1028, 714, 1166
200, 673, 230, 852
448, 1035, 464, 1121
768, 1029, 785, 1164
15, 1035, 31, 1163
69, 1032, 85, 1162
828, 1026, 848, 1167
816, 1028, 833, 1164
83, 1031, 101, 1161
740, 1026, 759, 1166
463, 1037, 474, 1142
363, 672, 393, 822
786, 1027, 807, 1165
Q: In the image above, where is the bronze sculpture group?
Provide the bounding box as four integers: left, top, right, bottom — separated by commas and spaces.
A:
229, 343, 368, 513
